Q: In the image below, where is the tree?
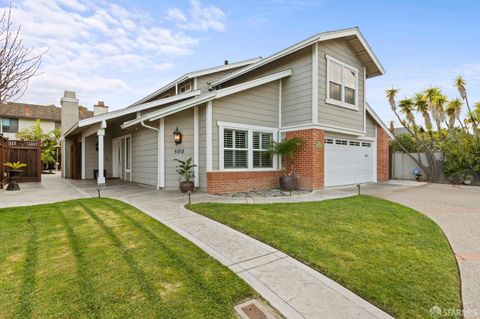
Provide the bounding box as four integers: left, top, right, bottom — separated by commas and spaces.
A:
386, 76, 480, 182
16, 119, 60, 170
0, 5, 44, 104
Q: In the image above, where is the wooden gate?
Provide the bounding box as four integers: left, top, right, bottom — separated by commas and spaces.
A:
1, 136, 42, 188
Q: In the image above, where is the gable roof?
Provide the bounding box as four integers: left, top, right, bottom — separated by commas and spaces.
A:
121, 69, 292, 129
366, 103, 394, 139
130, 57, 262, 107
211, 27, 384, 88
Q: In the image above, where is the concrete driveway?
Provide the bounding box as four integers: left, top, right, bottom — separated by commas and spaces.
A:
361, 182, 480, 318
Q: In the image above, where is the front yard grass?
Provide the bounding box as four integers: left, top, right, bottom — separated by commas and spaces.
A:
0, 198, 255, 319
187, 195, 461, 319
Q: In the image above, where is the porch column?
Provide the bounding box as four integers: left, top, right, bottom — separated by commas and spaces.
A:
81, 136, 86, 179
97, 120, 107, 185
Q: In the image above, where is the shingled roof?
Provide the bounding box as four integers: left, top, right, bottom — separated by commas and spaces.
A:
0, 102, 93, 121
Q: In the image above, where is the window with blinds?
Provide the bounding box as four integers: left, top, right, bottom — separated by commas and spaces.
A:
224, 129, 248, 168
253, 132, 273, 168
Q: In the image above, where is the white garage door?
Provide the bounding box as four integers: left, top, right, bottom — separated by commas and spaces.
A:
324, 137, 374, 187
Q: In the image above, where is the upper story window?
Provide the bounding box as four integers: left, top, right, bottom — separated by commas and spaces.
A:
326, 55, 359, 110
1, 117, 19, 133
179, 83, 192, 93
220, 122, 277, 171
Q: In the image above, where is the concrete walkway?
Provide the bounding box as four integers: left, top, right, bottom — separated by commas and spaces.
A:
0, 176, 393, 319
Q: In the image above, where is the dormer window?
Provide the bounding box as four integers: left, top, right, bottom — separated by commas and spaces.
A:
179, 83, 192, 93
326, 55, 358, 110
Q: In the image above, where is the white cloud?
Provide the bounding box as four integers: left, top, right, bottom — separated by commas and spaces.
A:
1, 0, 226, 108
167, 0, 226, 32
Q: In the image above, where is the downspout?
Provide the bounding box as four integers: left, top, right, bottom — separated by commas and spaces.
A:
140, 121, 161, 189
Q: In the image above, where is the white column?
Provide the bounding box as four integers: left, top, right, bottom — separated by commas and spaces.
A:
97, 120, 107, 185
311, 42, 319, 125
81, 136, 86, 179
194, 106, 199, 186
206, 101, 213, 171
158, 118, 165, 188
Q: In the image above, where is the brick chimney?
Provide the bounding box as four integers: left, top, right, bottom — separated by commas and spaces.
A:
94, 101, 108, 116
60, 91, 79, 133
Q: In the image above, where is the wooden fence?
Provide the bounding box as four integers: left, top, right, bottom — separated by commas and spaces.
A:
1, 136, 42, 188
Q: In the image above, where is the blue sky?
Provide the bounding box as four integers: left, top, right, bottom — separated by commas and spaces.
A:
3, 0, 479, 124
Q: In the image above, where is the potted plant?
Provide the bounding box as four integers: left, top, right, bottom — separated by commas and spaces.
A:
412, 168, 422, 181
268, 137, 303, 191
4, 161, 27, 191
174, 157, 196, 193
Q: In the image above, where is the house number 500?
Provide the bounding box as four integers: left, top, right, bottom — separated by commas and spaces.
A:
174, 149, 185, 154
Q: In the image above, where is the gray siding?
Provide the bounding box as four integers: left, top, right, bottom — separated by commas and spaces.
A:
212, 82, 279, 170
164, 109, 194, 189
224, 47, 312, 127
196, 69, 242, 92
318, 39, 365, 132
198, 104, 207, 189
131, 125, 158, 185
365, 113, 376, 138
84, 134, 112, 179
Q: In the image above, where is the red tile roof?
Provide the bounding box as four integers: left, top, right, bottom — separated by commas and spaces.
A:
0, 102, 93, 122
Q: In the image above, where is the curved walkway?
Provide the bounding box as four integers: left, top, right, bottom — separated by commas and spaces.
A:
1, 175, 393, 319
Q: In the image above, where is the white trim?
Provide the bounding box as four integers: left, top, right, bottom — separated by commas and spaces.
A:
312, 42, 319, 124
217, 121, 279, 133
158, 118, 165, 188
206, 101, 213, 171
218, 121, 278, 171
373, 125, 378, 182
280, 123, 366, 136
363, 65, 367, 132
211, 27, 384, 87
325, 54, 359, 111
81, 136, 86, 179
97, 128, 106, 185
278, 79, 283, 170
193, 78, 198, 90
193, 106, 199, 186
112, 134, 132, 182
125, 135, 132, 182
122, 69, 293, 128
76, 90, 201, 129
130, 57, 261, 106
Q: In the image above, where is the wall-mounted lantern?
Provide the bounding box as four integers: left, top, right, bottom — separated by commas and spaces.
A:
173, 127, 182, 145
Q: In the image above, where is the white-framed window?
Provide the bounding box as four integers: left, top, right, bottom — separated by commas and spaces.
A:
326, 54, 359, 110
179, 83, 192, 93
219, 122, 278, 171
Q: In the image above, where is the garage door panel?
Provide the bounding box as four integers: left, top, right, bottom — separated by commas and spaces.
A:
324, 138, 374, 187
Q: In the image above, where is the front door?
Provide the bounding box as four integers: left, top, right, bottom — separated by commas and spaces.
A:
112, 136, 131, 181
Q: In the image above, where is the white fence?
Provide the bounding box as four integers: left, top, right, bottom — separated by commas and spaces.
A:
392, 151, 443, 180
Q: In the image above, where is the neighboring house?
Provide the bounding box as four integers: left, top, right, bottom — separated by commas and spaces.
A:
61, 27, 394, 194
0, 102, 93, 140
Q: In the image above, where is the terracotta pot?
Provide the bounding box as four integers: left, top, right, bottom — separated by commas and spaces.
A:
6, 169, 22, 191
180, 181, 194, 193
280, 176, 297, 191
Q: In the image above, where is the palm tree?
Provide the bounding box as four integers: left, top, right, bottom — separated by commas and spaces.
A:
445, 98, 463, 129
414, 92, 432, 132
454, 75, 477, 127
398, 98, 416, 126
385, 88, 399, 111
431, 94, 447, 133
466, 111, 479, 136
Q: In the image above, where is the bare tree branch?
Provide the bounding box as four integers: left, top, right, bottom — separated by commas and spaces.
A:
0, 4, 45, 110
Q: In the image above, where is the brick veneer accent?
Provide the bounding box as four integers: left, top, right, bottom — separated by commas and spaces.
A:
285, 129, 325, 190
376, 125, 390, 182
207, 171, 282, 194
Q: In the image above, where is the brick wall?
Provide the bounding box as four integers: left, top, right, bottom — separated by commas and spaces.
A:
285, 129, 325, 190
376, 125, 390, 182
207, 171, 282, 194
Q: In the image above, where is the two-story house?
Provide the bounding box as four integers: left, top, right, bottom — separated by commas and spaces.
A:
61, 27, 393, 193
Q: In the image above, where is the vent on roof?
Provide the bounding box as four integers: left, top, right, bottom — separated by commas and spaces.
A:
224, 60, 229, 65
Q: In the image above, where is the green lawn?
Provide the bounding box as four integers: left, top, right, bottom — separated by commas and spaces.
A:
0, 198, 255, 319
187, 195, 462, 319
